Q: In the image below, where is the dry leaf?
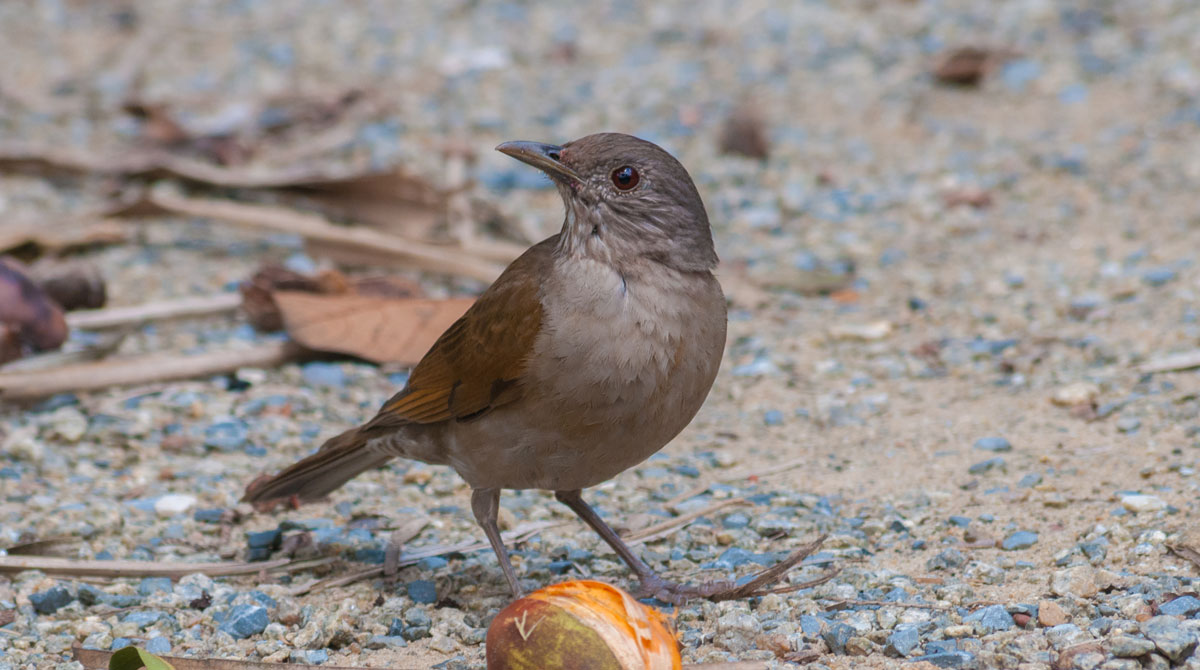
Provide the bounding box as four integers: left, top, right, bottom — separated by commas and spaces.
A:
933, 46, 994, 86
0, 258, 68, 358
718, 105, 769, 160
289, 167, 446, 240
240, 265, 421, 332
274, 292, 472, 365
28, 259, 107, 311
0, 221, 128, 260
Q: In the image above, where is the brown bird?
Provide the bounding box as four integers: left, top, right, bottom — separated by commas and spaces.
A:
244, 133, 812, 601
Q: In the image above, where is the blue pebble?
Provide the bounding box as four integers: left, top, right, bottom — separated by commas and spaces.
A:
417, 556, 449, 571
911, 539, 927, 550
1002, 531, 1039, 551
925, 640, 957, 654
964, 604, 1013, 632
763, 409, 784, 426
204, 419, 249, 451
722, 512, 750, 529
194, 508, 225, 523
145, 637, 171, 655
968, 457, 1005, 475
302, 362, 346, 388
1159, 595, 1200, 616
30, 586, 74, 614
122, 609, 167, 628
138, 577, 173, 597
0, 467, 20, 480
547, 560, 573, 575
246, 529, 282, 549
673, 464, 700, 478
218, 604, 269, 639
291, 649, 328, 665
111, 638, 135, 651
886, 625, 921, 656
911, 651, 975, 668
973, 437, 1012, 452
1018, 473, 1043, 488
821, 622, 855, 655
716, 547, 753, 568
407, 580, 437, 604
1143, 268, 1178, 287
387, 618, 405, 636
1000, 59, 1041, 92
799, 614, 825, 636
354, 548, 387, 564
948, 516, 971, 528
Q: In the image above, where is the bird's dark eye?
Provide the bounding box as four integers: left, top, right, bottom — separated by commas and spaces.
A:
611, 166, 639, 190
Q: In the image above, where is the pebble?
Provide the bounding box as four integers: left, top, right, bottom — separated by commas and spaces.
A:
821, 622, 855, 655
964, 604, 1014, 633
909, 651, 976, 668
144, 637, 171, 655
1002, 530, 1039, 550
218, 604, 269, 639
406, 580, 437, 604
1107, 635, 1157, 658
154, 493, 197, 517
968, 457, 1006, 475
1159, 596, 1200, 617
1038, 600, 1069, 627
301, 362, 346, 388
1141, 616, 1198, 662
973, 437, 1012, 452
30, 586, 74, 615
1121, 494, 1166, 513
885, 625, 921, 657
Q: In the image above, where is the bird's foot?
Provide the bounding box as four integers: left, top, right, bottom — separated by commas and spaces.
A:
634, 534, 833, 604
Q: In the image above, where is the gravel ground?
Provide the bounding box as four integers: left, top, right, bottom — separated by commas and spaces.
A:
3, 1, 1200, 669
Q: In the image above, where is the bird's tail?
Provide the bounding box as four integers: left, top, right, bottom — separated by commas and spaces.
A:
242, 427, 394, 507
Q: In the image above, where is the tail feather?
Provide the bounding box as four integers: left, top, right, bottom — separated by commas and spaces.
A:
242, 428, 393, 505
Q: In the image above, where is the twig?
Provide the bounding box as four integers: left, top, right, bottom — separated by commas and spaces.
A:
66, 294, 242, 330
0, 555, 330, 578
0, 330, 128, 372
1167, 542, 1200, 571
825, 598, 951, 611
116, 187, 506, 283
709, 535, 831, 602
1138, 350, 1200, 374
623, 498, 748, 545
383, 517, 429, 578
290, 521, 565, 596
665, 457, 809, 510
0, 341, 303, 400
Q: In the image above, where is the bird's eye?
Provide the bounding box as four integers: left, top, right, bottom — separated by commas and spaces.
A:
610, 166, 640, 190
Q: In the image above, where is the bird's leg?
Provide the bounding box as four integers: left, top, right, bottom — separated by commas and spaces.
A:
471, 488, 523, 599
555, 489, 827, 604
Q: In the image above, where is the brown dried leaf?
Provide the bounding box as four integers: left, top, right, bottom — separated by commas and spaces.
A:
0, 258, 68, 355
274, 292, 472, 365
289, 167, 446, 240
240, 265, 421, 332
933, 46, 994, 86
0, 221, 128, 261
28, 259, 107, 311
718, 105, 769, 160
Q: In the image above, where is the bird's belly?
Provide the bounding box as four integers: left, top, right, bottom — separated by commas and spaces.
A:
446, 259, 725, 490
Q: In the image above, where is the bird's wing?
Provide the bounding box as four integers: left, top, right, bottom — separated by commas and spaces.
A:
360, 236, 555, 431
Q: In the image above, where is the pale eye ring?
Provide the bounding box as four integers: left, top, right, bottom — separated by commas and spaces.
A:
611, 165, 639, 190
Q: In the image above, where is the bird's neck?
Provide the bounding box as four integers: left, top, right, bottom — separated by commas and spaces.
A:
554, 200, 717, 277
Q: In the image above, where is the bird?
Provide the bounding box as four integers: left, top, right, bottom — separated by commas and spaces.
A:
244, 133, 814, 602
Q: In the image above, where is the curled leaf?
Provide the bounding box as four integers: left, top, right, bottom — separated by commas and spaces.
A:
108, 646, 175, 670
0, 258, 68, 360
487, 580, 681, 670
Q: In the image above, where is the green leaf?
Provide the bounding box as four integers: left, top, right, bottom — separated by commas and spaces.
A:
108, 646, 175, 670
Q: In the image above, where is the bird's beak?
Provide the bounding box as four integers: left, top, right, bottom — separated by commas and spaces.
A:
495, 141, 581, 182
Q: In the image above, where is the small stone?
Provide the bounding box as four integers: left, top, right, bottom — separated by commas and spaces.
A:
908, 651, 975, 668
154, 493, 197, 518
722, 512, 750, 529
1141, 616, 1198, 662
821, 622, 854, 654
407, 580, 437, 604
1106, 635, 1156, 657
968, 457, 1005, 475
204, 419, 249, 451
1046, 624, 1092, 649
1116, 416, 1141, 433
367, 635, 408, 649
302, 362, 346, 388
1121, 494, 1166, 513
144, 637, 171, 655
1159, 595, 1200, 617
763, 409, 784, 426
885, 625, 921, 657
845, 636, 877, 656
49, 407, 88, 442
290, 649, 329, 665
1142, 268, 1177, 286
964, 604, 1013, 633
1002, 530, 1039, 550
218, 604, 269, 639
30, 586, 74, 614
1018, 473, 1043, 488
1051, 566, 1099, 598
1039, 600, 1069, 627
927, 548, 966, 571
973, 437, 1012, 452
829, 320, 893, 341
137, 577, 173, 597
1052, 382, 1100, 407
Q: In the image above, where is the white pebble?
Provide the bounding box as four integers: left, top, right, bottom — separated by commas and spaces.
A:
1121, 494, 1166, 513
155, 494, 198, 518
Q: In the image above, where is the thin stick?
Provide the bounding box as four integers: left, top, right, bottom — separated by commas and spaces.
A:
1138, 350, 1200, 374
0, 330, 128, 372
126, 188, 506, 283
290, 520, 564, 596
623, 498, 748, 545
0, 341, 302, 400
0, 555, 325, 578
67, 294, 242, 330
665, 457, 808, 510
